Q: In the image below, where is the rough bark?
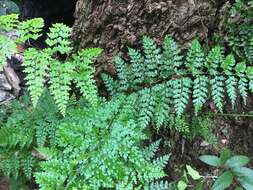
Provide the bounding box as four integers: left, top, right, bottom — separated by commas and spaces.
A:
72, 0, 227, 72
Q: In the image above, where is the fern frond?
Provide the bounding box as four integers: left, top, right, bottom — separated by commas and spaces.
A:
172, 77, 192, 116
72, 48, 102, 107
101, 73, 118, 96
235, 62, 248, 105
186, 39, 205, 76
128, 47, 144, 87
143, 140, 161, 161
162, 36, 183, 76
137, 88, 155, 129
210, 75, 225, 112
23, 48, 50, 107
153, 84, 171, 128
148, 181, 169, 190
246, 66, 253, 92
49, 60, 74, 116
114, 56, 130, 91
222, 54, 237, 108
18, 18, 44, 42
0, 14, 18, 31
143, 36, 160, 83
192, 76, 209, 114
45, 23, 72, 54
206, 46, 224, 112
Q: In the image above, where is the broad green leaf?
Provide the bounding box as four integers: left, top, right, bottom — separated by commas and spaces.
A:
225, 156, 250, 168
186, 165, 201, 180
212, 171, 233, 190
177, 180, 188, 190
237, 176, 253, 190
232, 167, 253, 179
220, 149, 232, 164
235, 186, 243, 190
199, 155, 222, 167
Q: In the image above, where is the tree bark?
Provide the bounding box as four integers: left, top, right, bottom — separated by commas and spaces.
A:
72, 0, 227, 71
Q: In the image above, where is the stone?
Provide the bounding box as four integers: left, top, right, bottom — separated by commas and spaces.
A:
0, 90, 14, 105
0, 74, 12, 91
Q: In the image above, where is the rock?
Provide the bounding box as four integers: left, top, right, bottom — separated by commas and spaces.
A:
0, 90, 14, 105
0, 74, 12, 91
0, 0, 20, 16
3, 65, 21, 96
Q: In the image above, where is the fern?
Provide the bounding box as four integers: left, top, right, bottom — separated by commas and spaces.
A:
114, 55, 130, 91
161, 36, 183, 76
45, 23, 72, 54
235, 61, 248, 105
35, 94, 169, 189
222, 54, 237, 108
49, 60, 74, 116
172, 77, 192, 116
186, 39, 207, 114
23, 48, 50, 107
17, 17, 44, 42
246, 66, 253, 92
143, 36, 160, 83
128, 47, 144, 88
0, 92, 61, 187
206, 46, 225, 112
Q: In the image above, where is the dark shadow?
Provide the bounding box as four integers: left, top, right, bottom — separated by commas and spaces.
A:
20, 0, 78, 26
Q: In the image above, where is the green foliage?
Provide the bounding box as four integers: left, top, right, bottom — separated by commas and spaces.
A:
35, 94, 169, 190
101, 35, 253, 140
199, 149, 253, 190
176, 165, 203, 190
0, 91, 61, 188
0, 14, 102, 115
226, 0, 253, 64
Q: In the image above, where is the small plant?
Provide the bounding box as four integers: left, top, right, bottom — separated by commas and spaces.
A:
35, 93, 170, 190
199, 149, 253, 190
173, 165, 203, 190
0, 14, 102, 115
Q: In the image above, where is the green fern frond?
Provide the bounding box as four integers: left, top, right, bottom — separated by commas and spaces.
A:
23, 48, 50, 107
18, 18, 44, 42
192, 76, 209, 114
114, 56, 130, 91
148, 181, 169, 190
235, 62, 248, 105
128, 47, 144, 87
206, 46, 224, 112
210, 75, 225, 113
186, 39, 205, 76
222, 54, 237, 108
246, 66, 253, 92
137, 88, 155, 129
172, 77, 192, 116
143, 140, 161, 161
46, 23, 72, 54
72, 48, 102, 107
143, 36, 160, 83
0, 14, 18, 31
49, 60, 74, 116
101, 73, 118, 96
162, 36, 183, 76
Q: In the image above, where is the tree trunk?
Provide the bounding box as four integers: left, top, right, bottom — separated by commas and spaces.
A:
72, 0, 228, 70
